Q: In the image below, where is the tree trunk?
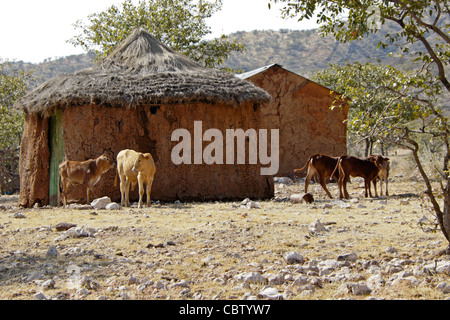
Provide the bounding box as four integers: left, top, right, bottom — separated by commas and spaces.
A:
442, 182, 450, 244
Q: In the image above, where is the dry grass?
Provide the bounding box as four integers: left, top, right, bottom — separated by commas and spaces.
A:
0, 151, 449, 300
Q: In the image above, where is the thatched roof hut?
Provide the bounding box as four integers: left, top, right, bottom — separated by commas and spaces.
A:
17, 29, 273, 207
21, 29, 270, 115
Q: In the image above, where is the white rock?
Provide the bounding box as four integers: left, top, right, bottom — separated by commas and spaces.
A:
350, 282, 372, 295
105, 202, 121, 210
385, 246, 398, 254
235, 272, 267, 284
337, 252, 358, 262
13, 212, 26, 219
65, 227, 90, 238
437, 282, 450, 294
91, 196, 112, 209
257, 287, 283, 300
367, 274, 385, 289
46, 246, 59, 258
436, 261, 450, 275
284, 252, 304, 264
318, 259, 339, 269
246, 201, 260, 209
423, 261, 450, 275
290, 194, 303, 204
34, 292, 47, 300
267, 273, 284, 285
41, 279, 55, 290
309, 219, 327, 233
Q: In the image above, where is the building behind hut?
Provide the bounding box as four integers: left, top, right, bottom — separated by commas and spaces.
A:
237, 64, 349, 176
17, 29, 273, 208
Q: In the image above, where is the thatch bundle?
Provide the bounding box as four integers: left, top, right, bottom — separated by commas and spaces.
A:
17, 29, 271, 117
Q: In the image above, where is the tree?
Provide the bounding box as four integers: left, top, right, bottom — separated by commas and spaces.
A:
0, 59, 33, 193
269, 0, 450, 92
312, 61, 435, 156
315, 60, 450, 244
271, 0, 450, 250
69, 0, 244, 69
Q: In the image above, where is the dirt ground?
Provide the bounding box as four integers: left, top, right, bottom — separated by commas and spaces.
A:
0, 163, 450, 300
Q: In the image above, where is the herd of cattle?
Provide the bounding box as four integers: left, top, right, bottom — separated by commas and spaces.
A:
57, 149, 389, 208
294, 154, 390, 200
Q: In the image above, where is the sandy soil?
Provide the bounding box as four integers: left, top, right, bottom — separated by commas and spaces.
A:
0, 174, 449, 301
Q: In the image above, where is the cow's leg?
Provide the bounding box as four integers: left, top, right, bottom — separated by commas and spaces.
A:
338, 176, 345, 199
86, 186, 97, 204
304, 167, 315, 194
319, 177, 333, 199
146, 176, 154, 207
338, 167, 346, 199
385, 174, 389, 196
60, 180, 68, 208
369, 178, 376, 198
125, 179, 133, 207
373, 178, 379, 197
137, 174, 145, 208
120, 176, 129, 207
61, 181, 73, 207
342, 175, 350, 199
364, 180, 369, 198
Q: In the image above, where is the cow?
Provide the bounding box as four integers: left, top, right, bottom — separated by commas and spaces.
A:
115, 149, 156, 208
59, 154, 114, 207
293, 154, 340, 199
372, 155, 390, 197
332, 155, 388, 199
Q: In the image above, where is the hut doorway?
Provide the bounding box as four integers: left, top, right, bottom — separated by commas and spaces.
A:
48, 110, 64, 206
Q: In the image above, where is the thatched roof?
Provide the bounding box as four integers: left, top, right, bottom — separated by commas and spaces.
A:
17, 29, 271, 117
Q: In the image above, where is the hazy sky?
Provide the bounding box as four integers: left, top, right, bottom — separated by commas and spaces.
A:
0, 0, 318, 63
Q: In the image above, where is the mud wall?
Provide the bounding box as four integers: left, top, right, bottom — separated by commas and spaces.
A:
19, 113, 50, 207
60, 102, 274, 204
246, 66, 348, 176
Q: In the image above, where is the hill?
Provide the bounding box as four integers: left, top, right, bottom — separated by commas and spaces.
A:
14, 25, 418, 87
11, 25, 449, 108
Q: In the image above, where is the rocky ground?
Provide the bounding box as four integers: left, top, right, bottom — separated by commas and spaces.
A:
0, 175, 450, 301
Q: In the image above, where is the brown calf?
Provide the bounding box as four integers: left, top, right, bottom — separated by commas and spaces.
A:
333, 155, 388, 199
372, 155, 390, 197
59, 154, 114, 207
294, 154, 340, 199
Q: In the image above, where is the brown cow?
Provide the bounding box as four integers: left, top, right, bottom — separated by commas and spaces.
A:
59, 154, 114, 207
294, 154, 340, 199
115, 149, 156, 208
333, 155, 388, 199
372, 155, 390, 197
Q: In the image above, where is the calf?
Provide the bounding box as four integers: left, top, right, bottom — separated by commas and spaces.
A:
59, 154, 114, 207
333, 155, 387, 199
372, 155, 390, 197
294, 154, 340, 199
115, 149, 156, 208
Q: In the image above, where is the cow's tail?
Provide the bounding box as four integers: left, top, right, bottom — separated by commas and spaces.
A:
294, 156, 314, 173
114, 170, 119, 187
331, 157, 343, 180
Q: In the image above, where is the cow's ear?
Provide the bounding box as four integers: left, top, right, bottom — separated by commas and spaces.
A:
143, 154, 150, 159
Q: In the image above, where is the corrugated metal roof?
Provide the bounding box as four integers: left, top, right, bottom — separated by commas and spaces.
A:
236, 64, 280, 79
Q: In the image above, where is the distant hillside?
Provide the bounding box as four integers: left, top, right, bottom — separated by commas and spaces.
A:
12, 24, 448, 108
13, 52, 96, 88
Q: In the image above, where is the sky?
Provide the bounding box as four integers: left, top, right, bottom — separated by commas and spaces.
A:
0, 0, 318, 64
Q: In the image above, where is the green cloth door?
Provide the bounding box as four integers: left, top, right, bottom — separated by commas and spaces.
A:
48, 110, 65, 206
